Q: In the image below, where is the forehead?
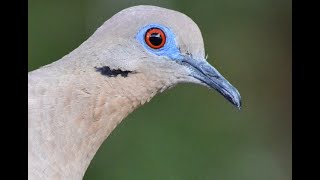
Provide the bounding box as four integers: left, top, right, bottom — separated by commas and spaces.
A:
95, 5, 205, 59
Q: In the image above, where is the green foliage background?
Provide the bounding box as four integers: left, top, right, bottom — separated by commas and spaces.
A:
28, 0, 292, 179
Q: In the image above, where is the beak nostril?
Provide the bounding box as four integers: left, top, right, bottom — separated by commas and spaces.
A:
207, 74, 220, 79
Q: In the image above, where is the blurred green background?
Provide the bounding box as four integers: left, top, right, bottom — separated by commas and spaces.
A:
28, 0, 291, 179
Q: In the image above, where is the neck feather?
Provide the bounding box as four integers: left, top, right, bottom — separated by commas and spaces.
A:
28, 66, 169, 179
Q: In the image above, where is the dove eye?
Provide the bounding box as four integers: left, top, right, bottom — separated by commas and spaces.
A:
145, 28, 166, 49
136, 24, 181, 60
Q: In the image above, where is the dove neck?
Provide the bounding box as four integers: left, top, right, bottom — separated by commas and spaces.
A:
28, 66, 171, 179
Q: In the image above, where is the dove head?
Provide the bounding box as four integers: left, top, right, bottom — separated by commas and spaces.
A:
81, 5, 241, 109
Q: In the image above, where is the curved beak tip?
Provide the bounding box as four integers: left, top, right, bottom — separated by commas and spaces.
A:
219, 86, 242, 110
233, 89, 242, 110
224, 88, 241, 110
235, 96, 242, 110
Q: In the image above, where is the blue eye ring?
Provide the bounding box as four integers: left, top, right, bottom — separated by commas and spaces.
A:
136, 23, 183, 61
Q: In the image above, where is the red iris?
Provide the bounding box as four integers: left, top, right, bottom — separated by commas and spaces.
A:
145, 28, 166, 49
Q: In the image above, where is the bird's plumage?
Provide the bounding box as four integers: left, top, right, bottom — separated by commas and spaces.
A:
28, 5, 240, 179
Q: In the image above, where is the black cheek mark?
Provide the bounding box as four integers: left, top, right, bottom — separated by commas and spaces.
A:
95, 66, 132, 77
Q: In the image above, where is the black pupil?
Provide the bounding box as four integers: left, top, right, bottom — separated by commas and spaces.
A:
149, 33, 162, 46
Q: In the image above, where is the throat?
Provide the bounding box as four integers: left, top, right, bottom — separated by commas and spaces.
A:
28, 71, 169, 180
